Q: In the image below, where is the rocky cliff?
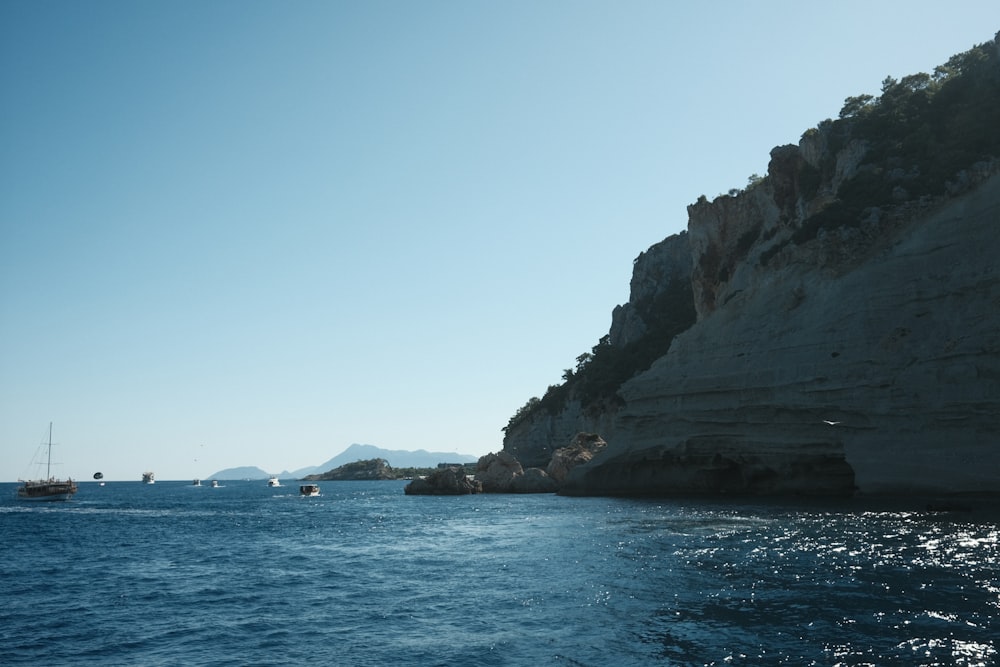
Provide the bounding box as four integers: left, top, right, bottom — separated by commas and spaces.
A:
563, 168, 1000, 496
502, 232, 695, 469
504, 36, 1000, 497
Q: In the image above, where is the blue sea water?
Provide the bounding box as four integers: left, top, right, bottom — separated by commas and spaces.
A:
1, 480, 997, 666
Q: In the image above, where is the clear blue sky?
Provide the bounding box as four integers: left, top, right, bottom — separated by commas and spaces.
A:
2, 1, 996, 481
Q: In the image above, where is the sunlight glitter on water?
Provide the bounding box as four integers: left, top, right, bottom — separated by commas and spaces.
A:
2, 483, 998, 666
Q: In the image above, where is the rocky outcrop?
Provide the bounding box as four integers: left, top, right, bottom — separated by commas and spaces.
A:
511, 468, 558, 494
686, 140, 871, 321
475, 451, 557, 493
504, 40, 1000, 498
562, 170, 1000, 497
404, 466, 482, 495
475, 451, 522, 492
546, 433, 607, 483
502, 400, 614, 470
502, 232, 694, 469
609, 232, 693, 347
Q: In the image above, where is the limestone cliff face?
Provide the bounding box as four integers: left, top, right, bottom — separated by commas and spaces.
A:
502, 399, 616, 469
686, 139, 867, 320
609, 232, 692, 347
563, 169, 1000, 497
504, 37, 1000, 497
501, 231, 692, 468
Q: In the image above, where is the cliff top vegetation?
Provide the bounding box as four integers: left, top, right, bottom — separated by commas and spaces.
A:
787, 31, 1000, 248
505, 32, 1000, 435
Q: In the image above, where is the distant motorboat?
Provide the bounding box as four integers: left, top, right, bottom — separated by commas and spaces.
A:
18, 423, 77, 502
267, 476, 281, 487
211, 480, 220, 488
192, 479, 201, 486
300, 484, 320, 497
142, 471, 155, 484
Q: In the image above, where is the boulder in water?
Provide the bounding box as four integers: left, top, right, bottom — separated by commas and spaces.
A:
476, 451, 557, 493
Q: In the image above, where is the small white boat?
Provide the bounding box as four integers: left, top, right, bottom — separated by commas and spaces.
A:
299, 484, 320, 497
142, 471, 155, 484
211, 480, 220, 488
267, 476, 281, 487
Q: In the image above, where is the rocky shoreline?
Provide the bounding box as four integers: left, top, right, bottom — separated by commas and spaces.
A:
404, 433, 606, 495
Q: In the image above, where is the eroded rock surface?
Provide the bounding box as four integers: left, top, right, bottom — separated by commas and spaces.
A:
503, 41, 1000, 497
475, 451, 556, 493
562, 172, 1000, 496
546, 433, 607, 484
404, 467, 482, 495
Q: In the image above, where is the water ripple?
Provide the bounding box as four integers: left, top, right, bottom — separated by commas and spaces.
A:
2, 483, 997, 665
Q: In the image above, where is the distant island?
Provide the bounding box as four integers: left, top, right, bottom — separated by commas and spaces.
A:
208, 443, 478, 480
206, 465, 274, 480
301, 458, 477, 482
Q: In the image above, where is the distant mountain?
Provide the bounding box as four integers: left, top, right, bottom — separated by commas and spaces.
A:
291, 444, 478, 477
208, 466, 272, 480
208, 444, 479, 480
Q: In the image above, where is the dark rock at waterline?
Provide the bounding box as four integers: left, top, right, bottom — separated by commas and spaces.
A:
475, 451, 557, 493
546, 433, 607, 484
404, 466, 482, 495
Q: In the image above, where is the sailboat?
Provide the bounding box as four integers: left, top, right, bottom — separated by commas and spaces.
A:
18, 423, 78, 501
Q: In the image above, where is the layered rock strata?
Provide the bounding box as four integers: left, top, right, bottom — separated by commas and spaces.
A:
501, 232, 693, 468
562, 170, 1000, 496
504, 38, 1000, 497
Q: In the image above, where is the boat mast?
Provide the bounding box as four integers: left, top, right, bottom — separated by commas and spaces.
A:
46, 422, 52, 480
